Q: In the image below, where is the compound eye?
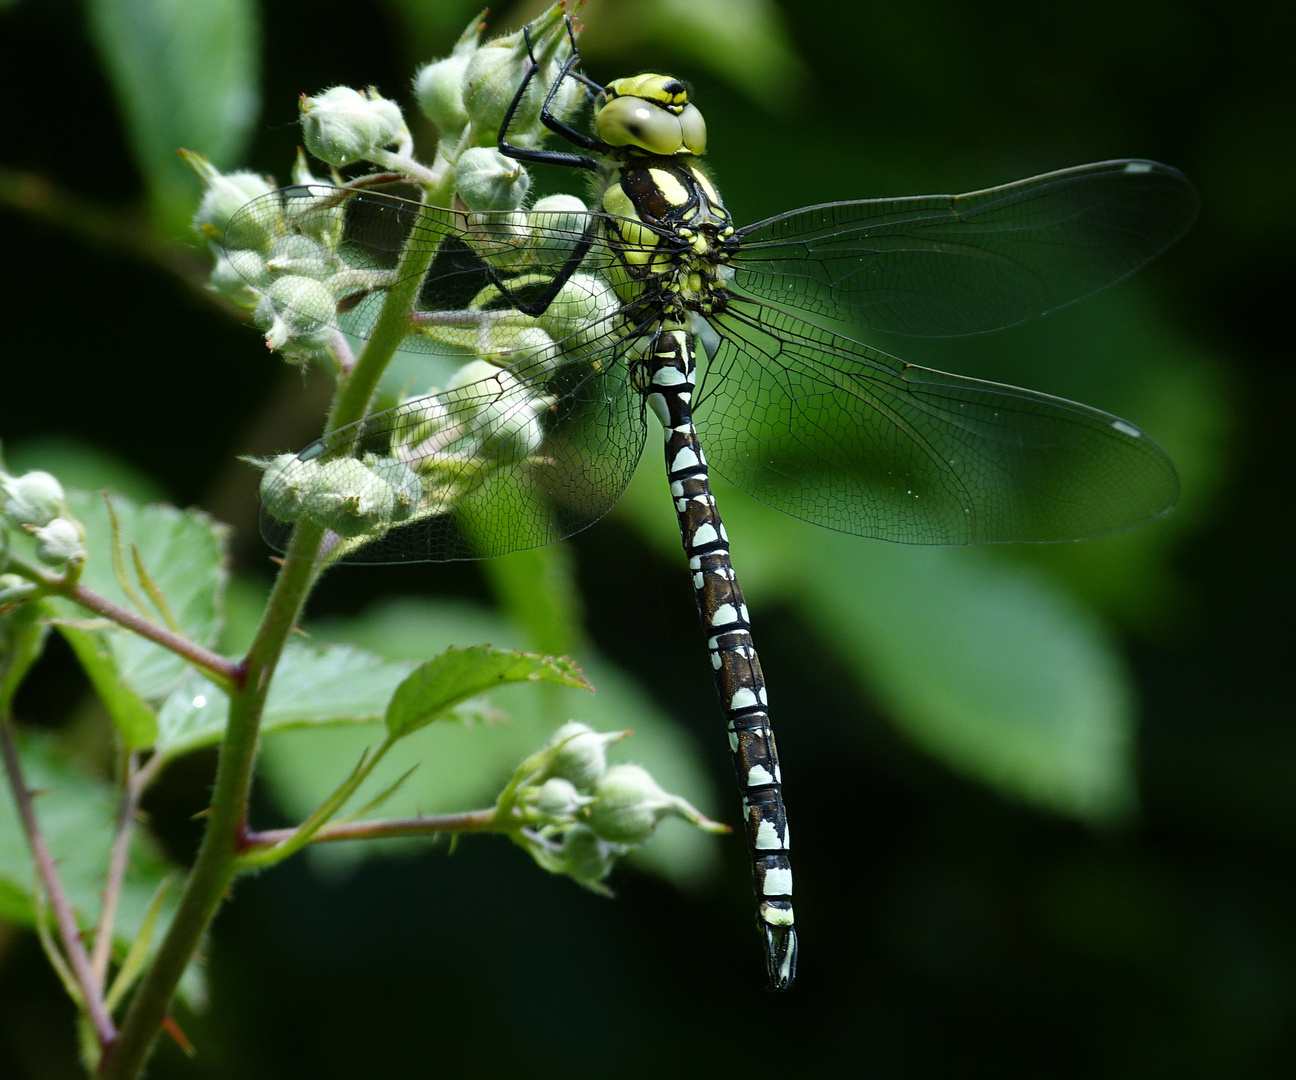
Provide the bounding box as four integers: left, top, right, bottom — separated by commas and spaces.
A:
679, 103, 707, 155
596, 95, 684, 155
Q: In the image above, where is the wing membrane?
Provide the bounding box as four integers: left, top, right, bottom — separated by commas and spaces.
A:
260, 342, 647, 562
223, 183, 636, 355
696, 296, 1178, 543
731, 160, 1198, 337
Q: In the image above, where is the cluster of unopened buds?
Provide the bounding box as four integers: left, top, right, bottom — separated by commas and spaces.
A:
0, 468, 84, 575
507, 722, 728, 891
185, 7, 631, 548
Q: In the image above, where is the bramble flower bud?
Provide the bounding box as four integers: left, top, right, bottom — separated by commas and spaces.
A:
0, 573, 38, 605
31, 518, 83, 567
259, 453, 314, 522
587, 763, 726, 844
550, 824, 619, 886
480, 323, 560, 375
265, 234, 333, 280
415, 55, 470, 136
184, 152, 277, 249
544, 721, 625, 789
414, 12, 483, 138
445, 360, 549, 457
306, 458, 397, 537
461, 36, 528, 146
208, 250, 265, 308
362, 454, 424, 521
455, 147, 530, 211
391, 393, 452, 449
537, 272, 621, 351
1, 470, 66, 528
585, 764, 676, 844
521, 776, 592, 824
255, 275, 337, 359
527, 194, 590, 266
301, 86, 410, 168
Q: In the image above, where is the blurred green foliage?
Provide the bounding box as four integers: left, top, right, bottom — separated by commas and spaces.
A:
1, 0, 1292, 1076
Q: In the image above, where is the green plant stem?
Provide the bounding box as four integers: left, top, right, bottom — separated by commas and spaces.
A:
0, 714, 117, 1049
90, 751, 141, 991
7, 557, 239, 689
96, 518, 324, 1080
98, 172, 457, 1080
243, 807, 503, 849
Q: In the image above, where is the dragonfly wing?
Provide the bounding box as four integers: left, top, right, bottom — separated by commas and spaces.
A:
730, 160, 1198, 337
695, 297, 1178, 544
260, 338, 647, 562
223, 183, 621, 355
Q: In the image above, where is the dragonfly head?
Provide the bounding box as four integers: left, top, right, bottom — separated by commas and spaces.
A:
594, 74, 707, 157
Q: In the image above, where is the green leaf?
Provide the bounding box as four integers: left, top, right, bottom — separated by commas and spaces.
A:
58, 626, 159, 749
50, 491, 228, 749
587, 0, 807, 114
0, 735, 203, 1007
1, 598, 51, 716
481, 542, 584, 656
258, 599, 724, 886
618, 466, 1138, 822
86, 0, 261, 232
798, 539, 1137, 822
155, 641, 419, 760
385, 646, 591, 741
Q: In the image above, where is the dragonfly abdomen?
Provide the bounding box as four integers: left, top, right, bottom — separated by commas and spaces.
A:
646, 325, 798, 990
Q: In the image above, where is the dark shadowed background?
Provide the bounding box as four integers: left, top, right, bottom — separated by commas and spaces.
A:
1, 0, 1293, 1075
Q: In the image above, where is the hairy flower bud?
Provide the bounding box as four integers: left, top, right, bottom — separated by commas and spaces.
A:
527, 194, 591, 266
415, 54, 471, 137
362, 455, 424, 521
31, 518, 83, 567
544, 721, 625, 789
265, 234, 333, 280
305, 457, 397, 537
536, 272, 621, 351
455, 147, 530, 212
259, 453, 314, 523
256, 275, 337, 359
585, 764, 676, 844
414, 12, 484, 138
1, 471, 66, 529
301, 86, 410, 168
0, 573, 38, 605
444, 360, 549, 457
550, 824, 619, 886
185, 152, 277, 250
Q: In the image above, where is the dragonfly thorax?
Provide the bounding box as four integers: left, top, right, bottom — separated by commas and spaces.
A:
600, 157, 736, 312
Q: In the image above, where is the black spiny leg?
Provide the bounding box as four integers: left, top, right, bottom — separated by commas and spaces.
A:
498, 23, 605, 172
483, 223, 598, 317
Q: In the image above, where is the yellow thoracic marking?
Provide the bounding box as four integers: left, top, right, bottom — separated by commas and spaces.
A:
649, 168, 690, 207
693, 169, 719, 205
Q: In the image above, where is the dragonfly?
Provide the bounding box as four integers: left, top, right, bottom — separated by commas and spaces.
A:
227, 19, 1197, 990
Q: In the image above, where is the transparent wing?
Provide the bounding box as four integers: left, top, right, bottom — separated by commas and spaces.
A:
223, 183, 638, 355
730, 160, 1198, 337
696, 296, 1178, 543
259, 340, 647, 562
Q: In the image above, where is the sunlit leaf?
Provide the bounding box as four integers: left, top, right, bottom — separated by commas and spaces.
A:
385, 645, 590, 740
258, 599, 723, 885
156, 642, 417, 760
49, 491, 228, 749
